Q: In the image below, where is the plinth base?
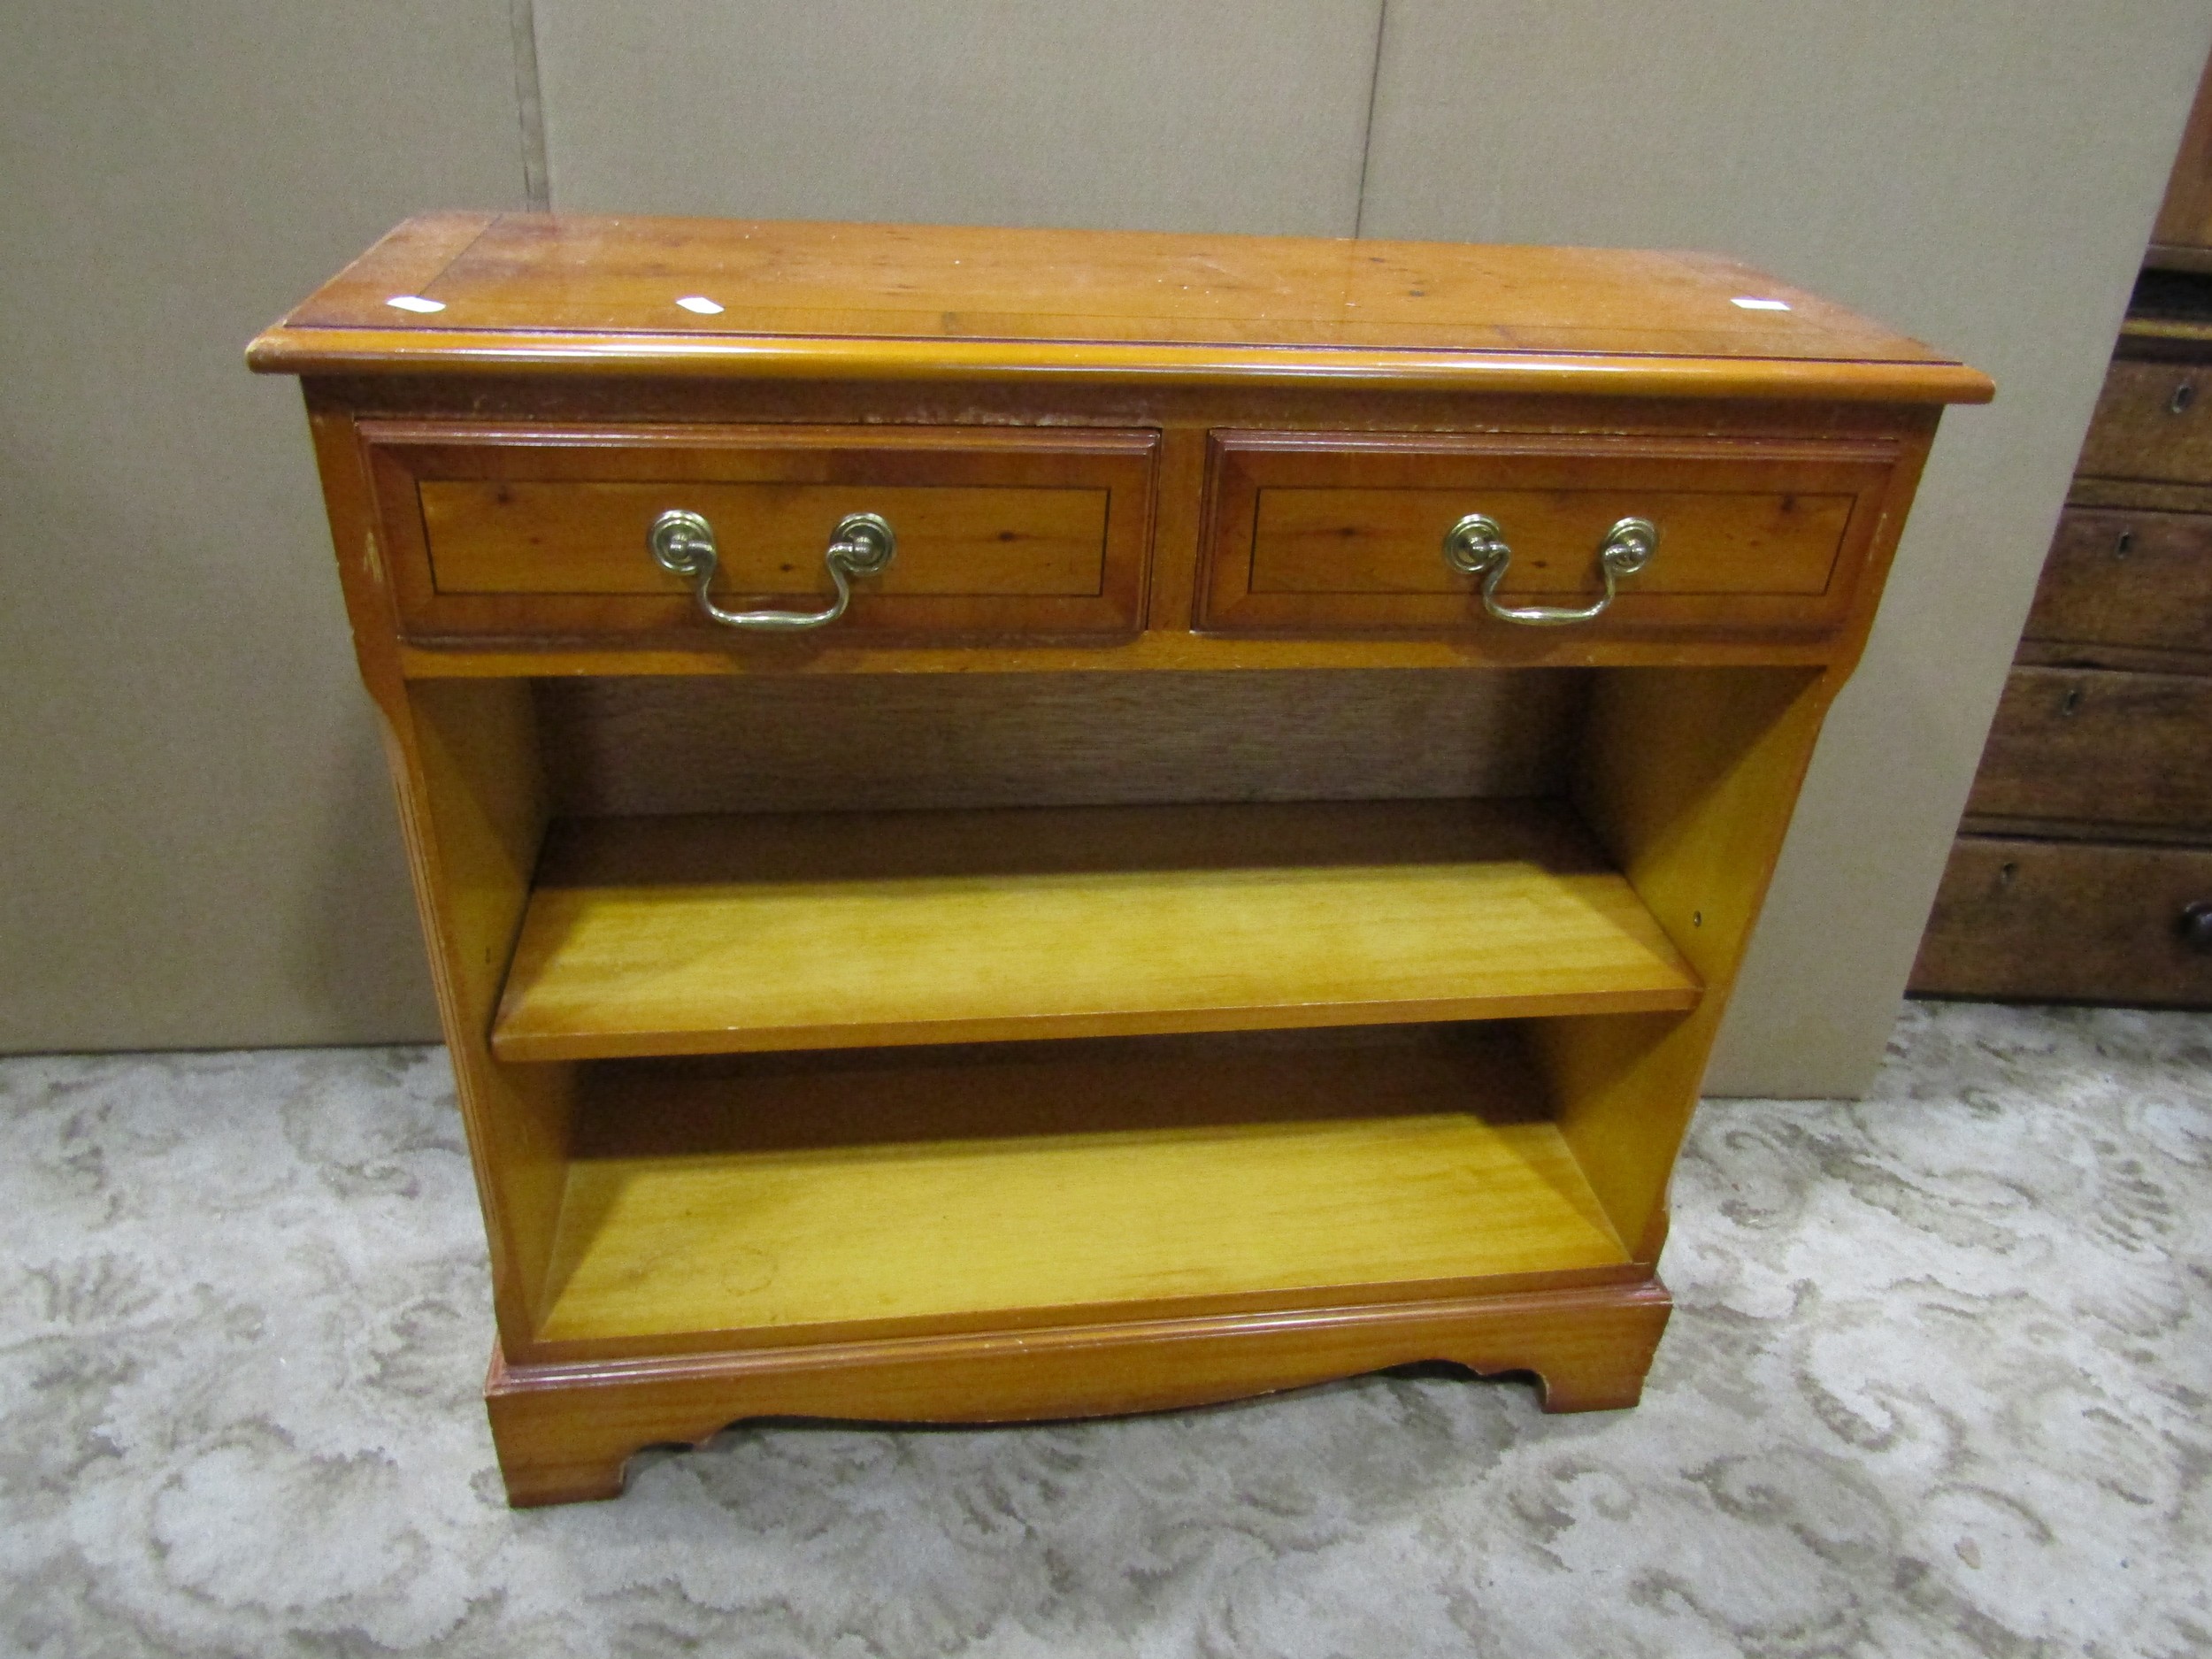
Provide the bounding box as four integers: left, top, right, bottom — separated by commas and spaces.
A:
484, 1279, 1672, 1508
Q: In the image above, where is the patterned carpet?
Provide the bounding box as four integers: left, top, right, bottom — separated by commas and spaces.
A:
2, 1002, 2207, 1657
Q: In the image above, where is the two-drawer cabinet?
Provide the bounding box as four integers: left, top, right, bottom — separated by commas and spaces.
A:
252, 214, 1986, 1504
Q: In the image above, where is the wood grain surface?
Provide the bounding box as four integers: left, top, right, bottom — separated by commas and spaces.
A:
2077, 358, 2212, 484
257, 215, 1973, 1503
1248, 488, 1849, 595
487, 1279, 1674, 1504
532, 1026, 1630, 1352
1200, 430, 1892, 634
1964, 666, 2212, 829
534, 669, 1591, 817
300, 372, 1943, 676
247, 214, 1993, 402
2023, 506, 2212, 658
490, 799, 1702, 1062
425, 483, 1108, 596
1541, 665, 1835, 1262
2151, 48, 2212, 260
365, 422, 1156, 639
1910, 835, 2212, 1007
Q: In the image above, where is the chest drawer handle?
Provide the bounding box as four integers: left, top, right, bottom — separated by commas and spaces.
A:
2181, 901, 2212, 956
1442, 514, 1658, 626
649, 509, 896, 631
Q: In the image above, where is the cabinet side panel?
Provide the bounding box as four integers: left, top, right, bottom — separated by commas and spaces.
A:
308, 402, 572, 1345
1537, 665, 1835, 1258
405, 679, 571, 1342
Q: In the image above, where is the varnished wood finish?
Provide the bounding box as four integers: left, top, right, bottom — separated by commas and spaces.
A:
1540, 666, 1835, 1260
425, 484, 1106, 595
401, 681, 572, 1333
401, 629, 1855, 680
1966, 667, 2212, 830
1202, 432, 1893, 635
536, 670, 1590, 817
1911, 836, 2212, 1007
255, 216, 1978, 1503
250, 213, 1992, 403
492, 801, 1701, 1062
303, 408, 575, 1348
1957, 813, 2212, 849
364, 423, 1156, 640
488, 1279, 1675, 1506
2023, 506, 2212, 659
2075, 358, 2212, 483
2065, 475, 2212, 513
1916, 270, 2212, 1003
294, 372, 1944, 679
536, 1027, 1629, 1356
2149, 49, 2212, 265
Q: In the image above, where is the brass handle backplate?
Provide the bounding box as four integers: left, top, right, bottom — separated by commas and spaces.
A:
649, 509, 895, 632
1442, 514, 1657, 627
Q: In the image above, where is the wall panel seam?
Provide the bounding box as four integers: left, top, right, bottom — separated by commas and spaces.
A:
1351, 0, 1392, 240
510, 0, 550, 210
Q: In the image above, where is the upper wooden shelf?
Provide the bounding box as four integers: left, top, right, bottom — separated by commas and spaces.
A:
490, 798, 1701, 1063
249, 212, 1993, 403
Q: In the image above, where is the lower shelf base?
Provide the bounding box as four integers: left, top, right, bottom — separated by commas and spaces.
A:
484, 1279, 1673, 1508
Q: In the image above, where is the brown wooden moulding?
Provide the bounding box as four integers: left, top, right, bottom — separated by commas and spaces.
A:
486, 1282, 1676, 1509
1913, 836, 2212, 1005
1966, 666, 2212, 831
248, 213, 1993, 403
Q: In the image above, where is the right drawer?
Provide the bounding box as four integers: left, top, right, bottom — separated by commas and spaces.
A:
1911, 837, 2212, 1007
1966, 666, 2212, 830
1198, 432, 1901, 635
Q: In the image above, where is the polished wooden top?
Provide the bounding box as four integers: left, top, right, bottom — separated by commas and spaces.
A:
250, 212, 1992, 403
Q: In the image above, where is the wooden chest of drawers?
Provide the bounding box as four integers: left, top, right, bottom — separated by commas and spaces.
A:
1913, 294, 2212, 1009
251, 213, 1985, 1505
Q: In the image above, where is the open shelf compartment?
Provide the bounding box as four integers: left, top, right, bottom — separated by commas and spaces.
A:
533, 1022, 1638, 1354
491, 796, 1701, 1062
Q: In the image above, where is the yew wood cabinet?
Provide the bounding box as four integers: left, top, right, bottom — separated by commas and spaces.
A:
250, 214, 1989, 1506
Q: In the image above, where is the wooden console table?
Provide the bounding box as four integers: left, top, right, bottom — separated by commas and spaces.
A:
250, 215, 1988, 1506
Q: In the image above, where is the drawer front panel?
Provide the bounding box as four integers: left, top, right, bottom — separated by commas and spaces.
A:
2076, 360, 2212, 484
422, 483, 1107, 596
2024, 506, 2212, 655
1910, 836, 2212, 1007
365, 424, 1158, 640
1200, 432, 1898, 635
1966, 665, 2212, 829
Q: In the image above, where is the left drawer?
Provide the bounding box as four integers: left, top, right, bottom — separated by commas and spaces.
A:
361, 423, 1159, 641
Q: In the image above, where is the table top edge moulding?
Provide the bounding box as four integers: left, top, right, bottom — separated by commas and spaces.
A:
248, 211, 1994, 403
251, 212, 1985, 1506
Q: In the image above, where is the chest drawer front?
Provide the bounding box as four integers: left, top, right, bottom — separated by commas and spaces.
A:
1966, 665, 2212, 830
1198, 432, 1898, 635
365, 424, 1158, 641
1911, 836, 2212, 1008
2075, 360, 2212, 484
2024, 506, 2212, 656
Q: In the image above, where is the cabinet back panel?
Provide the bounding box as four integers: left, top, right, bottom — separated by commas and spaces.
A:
537, 669, 1589, 816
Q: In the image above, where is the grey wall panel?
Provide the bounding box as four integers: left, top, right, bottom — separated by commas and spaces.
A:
535, 0, 1382, 234
0, 2, 526, 1051
1360, 1, 2212, 1095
